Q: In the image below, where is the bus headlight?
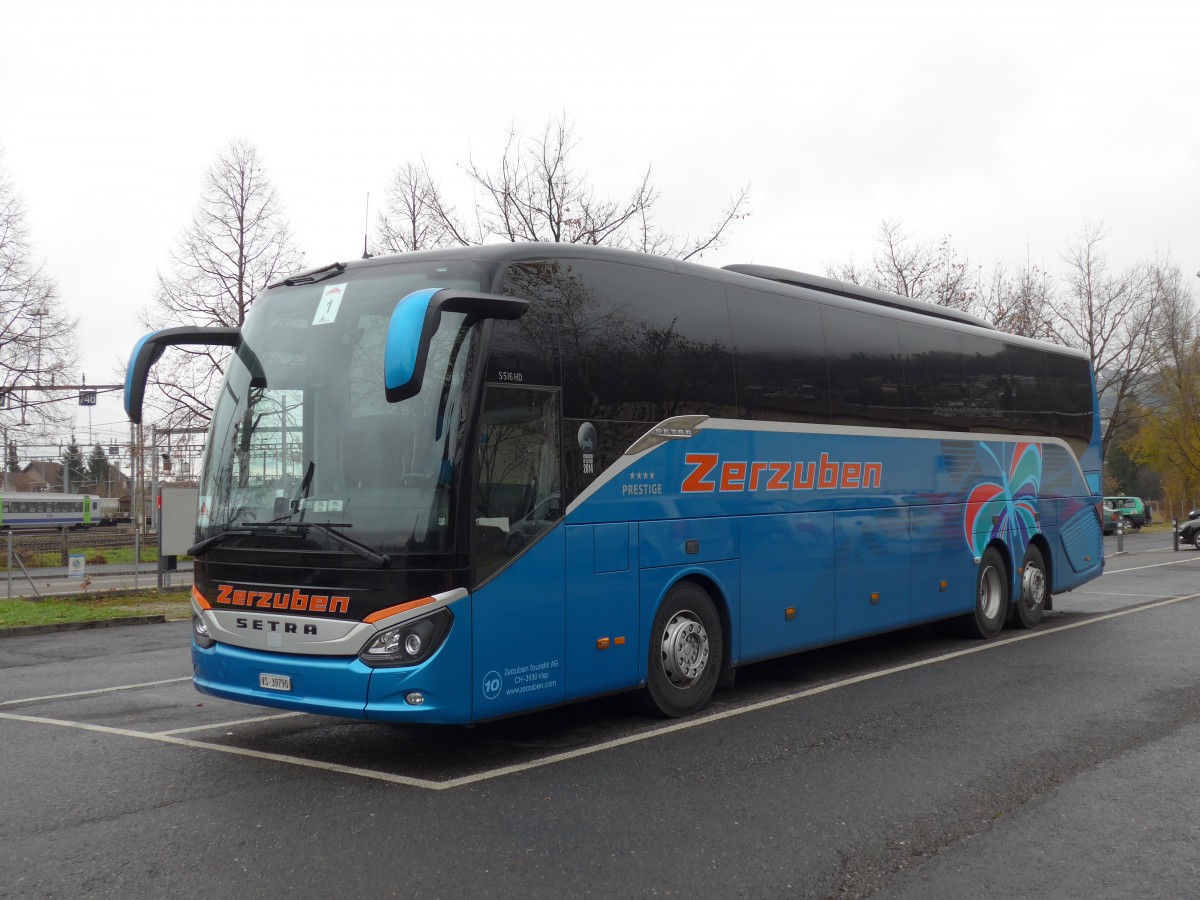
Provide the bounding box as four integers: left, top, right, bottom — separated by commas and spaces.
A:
193, 613, 216, 649
359, 608, 452, 667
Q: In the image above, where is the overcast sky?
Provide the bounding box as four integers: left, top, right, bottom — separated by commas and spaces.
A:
1, 0, 1197, 458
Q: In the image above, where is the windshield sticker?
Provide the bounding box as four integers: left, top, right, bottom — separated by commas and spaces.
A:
312, 282, 347, 325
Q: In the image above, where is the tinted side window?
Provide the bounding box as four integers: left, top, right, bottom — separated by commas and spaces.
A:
899, 323, 967, 432
823, 306, 905, 427
492, 263, 560, 387
1046, 353, 1094, 451
963, 336, 1010, 433
728, 286, 830, 424
1007, 344, 1051, 435
551, 259, 736, 421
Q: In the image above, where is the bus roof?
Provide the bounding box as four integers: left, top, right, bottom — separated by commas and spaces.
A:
312, 243, 1086, 359
719, 264, 997, 331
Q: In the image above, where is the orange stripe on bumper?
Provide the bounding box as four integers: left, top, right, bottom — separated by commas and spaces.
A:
191, 586, 212, 610
364, 596, 435, 624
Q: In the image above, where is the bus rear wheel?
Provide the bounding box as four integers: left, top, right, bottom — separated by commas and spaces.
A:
1015, 545, 1047, 629
964, 547, 1008, 639
644, 581, 722, 718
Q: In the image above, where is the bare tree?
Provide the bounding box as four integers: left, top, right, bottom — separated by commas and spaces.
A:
1127, 261, 1200, 514
140, 140, 302, 430
375, 161, 463, 253
826, 219, 977, 312
1054, 222, 1157, 460
977, 254, 1058, 340
0, 150, 76, 435
376, 115, 749, 260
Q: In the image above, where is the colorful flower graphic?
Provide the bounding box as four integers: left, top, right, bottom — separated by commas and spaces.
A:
964, 442, 1041, 559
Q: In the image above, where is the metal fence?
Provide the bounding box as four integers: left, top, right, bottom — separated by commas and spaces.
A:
2, 528, 186, 598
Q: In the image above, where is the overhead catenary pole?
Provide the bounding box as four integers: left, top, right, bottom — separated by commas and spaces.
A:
134, 421, 145, 533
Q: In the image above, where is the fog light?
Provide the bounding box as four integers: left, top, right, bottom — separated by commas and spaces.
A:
405, 692, 425, 706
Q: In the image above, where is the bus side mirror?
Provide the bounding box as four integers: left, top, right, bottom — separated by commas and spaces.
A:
384, 289, 528, 403
125, 326, 241, 424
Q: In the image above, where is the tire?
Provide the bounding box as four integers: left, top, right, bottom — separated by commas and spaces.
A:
965, 547, 1008, 639
1015, 545, 1047, 629
1121, 517, 1135, 532
644, 581, 723, 718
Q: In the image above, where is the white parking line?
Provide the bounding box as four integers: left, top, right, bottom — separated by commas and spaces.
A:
155, 712, 305, 735
0, 711, 439, 789
1102, 555, 1200, 575
0, 677, 192, 708
1075, 591, 1169, 599
2, 591, 1198, 790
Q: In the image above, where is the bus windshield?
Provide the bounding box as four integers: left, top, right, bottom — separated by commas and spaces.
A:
196, 260, 486, 556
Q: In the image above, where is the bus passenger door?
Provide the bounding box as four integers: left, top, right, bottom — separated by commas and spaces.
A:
564, 523, 640, 700
470, 386, 566, 720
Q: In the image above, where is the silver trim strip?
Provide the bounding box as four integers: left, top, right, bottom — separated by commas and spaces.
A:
698, 417, 1080, 450
200, 587, 470, 656
624, 414, 709, 455
204, 609, 374, 656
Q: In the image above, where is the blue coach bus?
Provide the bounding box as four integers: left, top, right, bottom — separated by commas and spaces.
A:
125, 244, 1104, 723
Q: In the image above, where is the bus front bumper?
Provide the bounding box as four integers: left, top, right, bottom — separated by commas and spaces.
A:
191, 619, 473, 724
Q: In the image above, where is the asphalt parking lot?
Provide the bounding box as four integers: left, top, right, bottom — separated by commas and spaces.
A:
3, 530, 1199, 897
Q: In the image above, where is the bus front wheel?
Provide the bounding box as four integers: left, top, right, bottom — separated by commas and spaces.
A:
644, 582, 723, 718
1015, 545, 1047, 629
965, 547, 1008, 639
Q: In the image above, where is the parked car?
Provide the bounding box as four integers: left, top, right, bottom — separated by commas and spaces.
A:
504, 493, 562, 553
1101, 501, 1121, 536
1104, 495, 1150, 530
1178, 510, 1200, 548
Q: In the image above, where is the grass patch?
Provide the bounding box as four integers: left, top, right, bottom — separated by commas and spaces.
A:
9, 547, 161, 568
0, 587, 193, 629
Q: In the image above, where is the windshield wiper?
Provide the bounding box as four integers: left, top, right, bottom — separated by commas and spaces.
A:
187, 529, 251, 558
238, 520, 389, 568
269, 261, 346, 288
306, 522, 390, 567
261, 461, 317, 524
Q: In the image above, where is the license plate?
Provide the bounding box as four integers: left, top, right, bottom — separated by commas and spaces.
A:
258, 673, 292, 691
